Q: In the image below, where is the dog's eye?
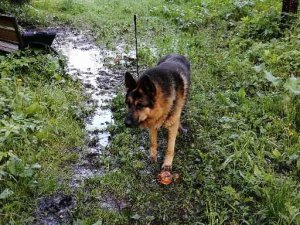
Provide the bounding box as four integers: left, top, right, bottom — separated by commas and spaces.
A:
126, 101, 131, 107
136, 103, 144, 110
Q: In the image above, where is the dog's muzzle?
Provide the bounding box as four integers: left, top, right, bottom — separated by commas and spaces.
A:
124, 115, 139, 128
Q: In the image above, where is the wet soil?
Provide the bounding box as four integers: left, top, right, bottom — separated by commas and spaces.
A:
53, 28, 135, 185
35, 194, 75, 225
35, 28, 135, 224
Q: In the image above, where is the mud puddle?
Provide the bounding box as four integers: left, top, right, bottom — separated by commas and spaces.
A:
35, 28, 135, 224
52, 29, 135, 185
35, 194, 75, 225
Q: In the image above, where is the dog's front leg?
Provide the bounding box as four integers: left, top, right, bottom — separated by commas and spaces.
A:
149, 127, 158, 162
162, 121, 180, 170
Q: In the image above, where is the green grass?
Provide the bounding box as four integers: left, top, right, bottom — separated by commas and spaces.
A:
1, 0, 300, 224
0, 50, 87, 223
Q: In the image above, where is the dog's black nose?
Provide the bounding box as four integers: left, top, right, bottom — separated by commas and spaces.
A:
124, 117, 133, 127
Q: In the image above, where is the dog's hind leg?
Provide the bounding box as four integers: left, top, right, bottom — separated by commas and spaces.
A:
149, 127, 158, 162
178, 123, 188, 134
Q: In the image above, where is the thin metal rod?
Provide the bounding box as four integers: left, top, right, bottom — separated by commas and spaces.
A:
134, 14, 139, 77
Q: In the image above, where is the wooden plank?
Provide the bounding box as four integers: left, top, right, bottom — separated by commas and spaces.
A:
0, 40, 19, 52
0, 14, 23, 46
0, 28, 20, 43
0, 15, 16, 28
0, 24, 15, 31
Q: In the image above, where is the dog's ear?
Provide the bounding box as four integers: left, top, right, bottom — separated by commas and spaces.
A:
125, 72, 137, 90
140, 75, 156, 96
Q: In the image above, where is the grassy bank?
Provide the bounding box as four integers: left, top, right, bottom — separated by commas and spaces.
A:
1, 0, 300, 224
0, 51, 87, 223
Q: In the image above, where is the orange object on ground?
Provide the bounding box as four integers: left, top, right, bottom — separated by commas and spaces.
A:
157, 171, 172, 185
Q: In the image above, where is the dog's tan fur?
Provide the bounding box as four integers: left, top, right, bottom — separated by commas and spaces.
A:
125, 54, 190, 170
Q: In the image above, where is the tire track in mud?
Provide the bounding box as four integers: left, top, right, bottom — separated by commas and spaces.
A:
35, 28, 135, 225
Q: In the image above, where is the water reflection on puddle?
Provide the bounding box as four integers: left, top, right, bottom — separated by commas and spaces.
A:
53, 29, 135, 186
54, 31, 116, 149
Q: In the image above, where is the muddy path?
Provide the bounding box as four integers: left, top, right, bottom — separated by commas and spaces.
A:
35, 28, 136, 225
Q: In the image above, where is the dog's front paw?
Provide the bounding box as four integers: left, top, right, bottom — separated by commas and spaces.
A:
149, 147, 157, 163
149, 155, 157, 163
161, 163, 172, 171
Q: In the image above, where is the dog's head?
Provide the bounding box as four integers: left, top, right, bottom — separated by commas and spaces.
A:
124, 72, 156, 128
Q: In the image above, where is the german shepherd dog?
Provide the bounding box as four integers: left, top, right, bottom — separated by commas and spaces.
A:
124, 54, 190, 170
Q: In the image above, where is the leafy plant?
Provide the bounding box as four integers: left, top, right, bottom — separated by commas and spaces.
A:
1, 0, 300, 224
0, 50, 86, 223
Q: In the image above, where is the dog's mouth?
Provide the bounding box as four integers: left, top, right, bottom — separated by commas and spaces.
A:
124, 116, 148, 128
137, 119, 146, 127
124, 116, 139, 128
